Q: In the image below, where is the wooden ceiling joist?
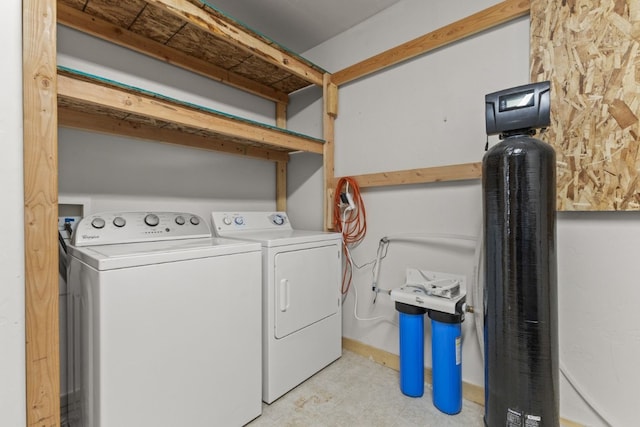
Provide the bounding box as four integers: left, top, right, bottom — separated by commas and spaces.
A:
57, 70, 325, 154
57, 3, 289, 103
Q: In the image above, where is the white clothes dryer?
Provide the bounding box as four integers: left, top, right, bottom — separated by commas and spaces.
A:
66, 211, 262, 427
211, 211, 342, 403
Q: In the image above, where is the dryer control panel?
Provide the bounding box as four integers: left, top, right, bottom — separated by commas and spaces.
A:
72, 211, 211, 246
212, 211, 291, 233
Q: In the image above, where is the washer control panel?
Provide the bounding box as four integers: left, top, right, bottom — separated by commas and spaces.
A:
72, 211, 211, 246
211, 211, 291, 234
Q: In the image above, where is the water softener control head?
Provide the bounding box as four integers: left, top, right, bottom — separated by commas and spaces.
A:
485, 81, 550, 136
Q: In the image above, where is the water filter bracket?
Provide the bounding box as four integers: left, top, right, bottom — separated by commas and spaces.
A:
390, 268, 466, 315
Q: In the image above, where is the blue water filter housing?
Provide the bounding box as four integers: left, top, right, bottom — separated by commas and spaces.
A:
396, 302, 428, 397
429, 310, 463, 415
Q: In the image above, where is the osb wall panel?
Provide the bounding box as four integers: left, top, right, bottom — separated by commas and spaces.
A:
531, 0, 640, 210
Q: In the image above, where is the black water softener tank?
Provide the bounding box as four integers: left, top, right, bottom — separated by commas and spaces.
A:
482, 81, 559, 427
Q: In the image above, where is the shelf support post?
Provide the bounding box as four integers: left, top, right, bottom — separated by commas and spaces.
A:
323, 74, 338, 231
275, 102, 288, 211
23, 0, 60, 425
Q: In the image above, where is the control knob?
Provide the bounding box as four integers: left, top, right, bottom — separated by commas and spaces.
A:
234, 216, 244, 226
144, 214, 160, 227
91, 217, 106, 229
271, 214, 286, 225
113, 216, 126, 228
175, 216, 185, 225
190, 216, 200, 226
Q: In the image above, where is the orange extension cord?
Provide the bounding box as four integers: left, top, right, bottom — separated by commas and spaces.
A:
333, 177, 367, 295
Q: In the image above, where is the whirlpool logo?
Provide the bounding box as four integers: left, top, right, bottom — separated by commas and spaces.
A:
82, 234, 100, 240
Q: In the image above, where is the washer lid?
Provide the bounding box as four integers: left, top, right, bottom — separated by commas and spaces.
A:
68, 237, 261, 270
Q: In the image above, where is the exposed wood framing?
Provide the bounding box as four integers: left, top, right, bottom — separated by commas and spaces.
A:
333, 0, 530, 86
57, 72, 325, 154
22, 0, 536, 423
23, 0, 60, 425
337, 162, 482, 189
276, 161, 288, 211
58, 108, 289, 162
275, 102, 288, 211
323, 74, 337, 230
147, 0, 324, 86
325, 81, 339, 117
531, 0, 640, 210
330, 0, 530, 192
57, 4, 289, 104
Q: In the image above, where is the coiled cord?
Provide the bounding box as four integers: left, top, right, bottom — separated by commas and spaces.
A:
333, 177, 366, 294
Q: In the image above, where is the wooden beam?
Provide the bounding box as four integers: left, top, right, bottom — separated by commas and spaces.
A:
275, 102, 288, 211
325, 81, 339, 118
323, 74, 337, 230
276, 102, 287, 129
338, 162, 482, 189
276, 161, 288, 211
57, 73, 325, 154
332, 0, 531, 86
58, 108, 290, 162
147, 0, 324, 86
23, 0, 60, 425
57, 3, 289, 103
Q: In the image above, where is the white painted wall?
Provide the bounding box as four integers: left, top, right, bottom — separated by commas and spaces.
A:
288, 0, 640, 426
1, 1, 26, 426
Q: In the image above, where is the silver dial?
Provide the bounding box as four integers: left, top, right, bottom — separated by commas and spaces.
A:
91, 217, 106, 229
234, 216, 244, 225
271, 214, 285, 225
190, 216, 200, 226
113, 216, 126, 228
175, 216, 186, 225
144, 214, 160, 227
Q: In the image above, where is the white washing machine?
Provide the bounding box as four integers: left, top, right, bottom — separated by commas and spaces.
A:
211, 211, 342, 403
66, 211, 262, 427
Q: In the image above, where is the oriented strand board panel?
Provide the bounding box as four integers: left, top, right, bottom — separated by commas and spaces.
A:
531, 0, 640, 210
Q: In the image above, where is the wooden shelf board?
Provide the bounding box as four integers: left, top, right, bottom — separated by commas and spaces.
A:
57, 0, 326, 97
58, 107, 290, 162
57, 3, 288, 103
338, 162, 482, 189
57, 67, 325, 155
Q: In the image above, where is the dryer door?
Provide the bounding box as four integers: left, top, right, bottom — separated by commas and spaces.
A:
274, 244, 339, 339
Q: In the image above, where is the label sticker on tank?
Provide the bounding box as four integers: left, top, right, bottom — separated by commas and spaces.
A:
525, 414, 541, 427
506, 408, 522, 427
455, 336, 461, 365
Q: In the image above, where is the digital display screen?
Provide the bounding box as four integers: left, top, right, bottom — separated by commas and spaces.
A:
498, 90, 535, 112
